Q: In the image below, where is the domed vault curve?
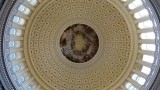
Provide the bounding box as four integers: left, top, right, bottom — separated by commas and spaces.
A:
24, 0, 137, 90
0, 0, 159, 90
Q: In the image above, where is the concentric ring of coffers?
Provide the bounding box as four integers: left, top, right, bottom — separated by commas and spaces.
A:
2, 0, 157, 90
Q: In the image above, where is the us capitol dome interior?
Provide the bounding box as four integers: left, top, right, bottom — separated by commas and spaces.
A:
0, 0, 160, 90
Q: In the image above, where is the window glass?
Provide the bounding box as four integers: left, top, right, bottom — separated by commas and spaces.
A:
13, 16, 20, 23
134, 9, 149, 19
125, 82, 132, 89
15, 29, 23, 36
143, 20, 153, 27
140, 32, 155, 39
24, 8, 31, 15
142, 55, 154, 63
134, 13, 141, 19
18, 18, 25, 25
12, 65, 19, 73
137, 77, 146, 85
9, 28, 16, 35
9, 41, 15, 47
128, 3, 136, 10
25, 86, 32, 90
132, 74, 138, 81
141, 44, 155, 51
141, 66, 151, 74
129, 86, 137, 90
138, 20, 153, 29
128, 0, 142, 10
18, 76, 25, 84
13, 16, 25, 25
132, 74, 147, 86
18, 4, 31, 15
27, 0, 38, 6
18, 5, 25, 12
9, 53, 16, 60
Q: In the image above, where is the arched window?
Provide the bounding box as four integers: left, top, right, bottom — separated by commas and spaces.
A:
138, 20, 153, 29
12, 65, 19, 73
27, 0, 38, 6
141, 44, 156, 51
9, 28, 23, 36
125, 82, 137, 90
9, 41, 22, 48
128, 0, 143, 10
9, 28, 16, 35
142, 55, 154, 63
13, 16, 20, 23
9, 53, 16, 60
136, 77, 146, 85
18, 5, 25, 12
140, 32, 155, 39
132, 74, 139, 81
18, 76, 25, 84
13, 16, 25, 25
131, 74, 146, 85
25, 86, 32, 90
134, 9, 149, 19
129, 86, 138, 90
9, 41, 15, 47
125, 82, 132, 89
141, 66, 151, 75
18, 4, 31, 15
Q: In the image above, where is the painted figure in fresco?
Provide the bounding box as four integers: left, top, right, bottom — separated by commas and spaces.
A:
60, 24, 99, 63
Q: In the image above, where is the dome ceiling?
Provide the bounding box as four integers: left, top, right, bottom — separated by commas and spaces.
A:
24, 0, 136, 89
1, 0, 159, 90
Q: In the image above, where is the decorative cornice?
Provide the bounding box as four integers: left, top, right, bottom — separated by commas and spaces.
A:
0, 0, 17, 90
0, 0, 160, 90
0, 0, 6, 90
148, 0, 160, 90
149, 0, 160, 21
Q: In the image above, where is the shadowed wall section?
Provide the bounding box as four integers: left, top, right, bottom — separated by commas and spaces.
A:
0, 81, 5, 90
0, 0, 5, 10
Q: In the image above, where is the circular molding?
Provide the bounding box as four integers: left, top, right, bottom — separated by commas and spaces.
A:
59, 23, 99, 63
0, 0, 17, 90
1, 0, 160, 90
23, 0, 137, 90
